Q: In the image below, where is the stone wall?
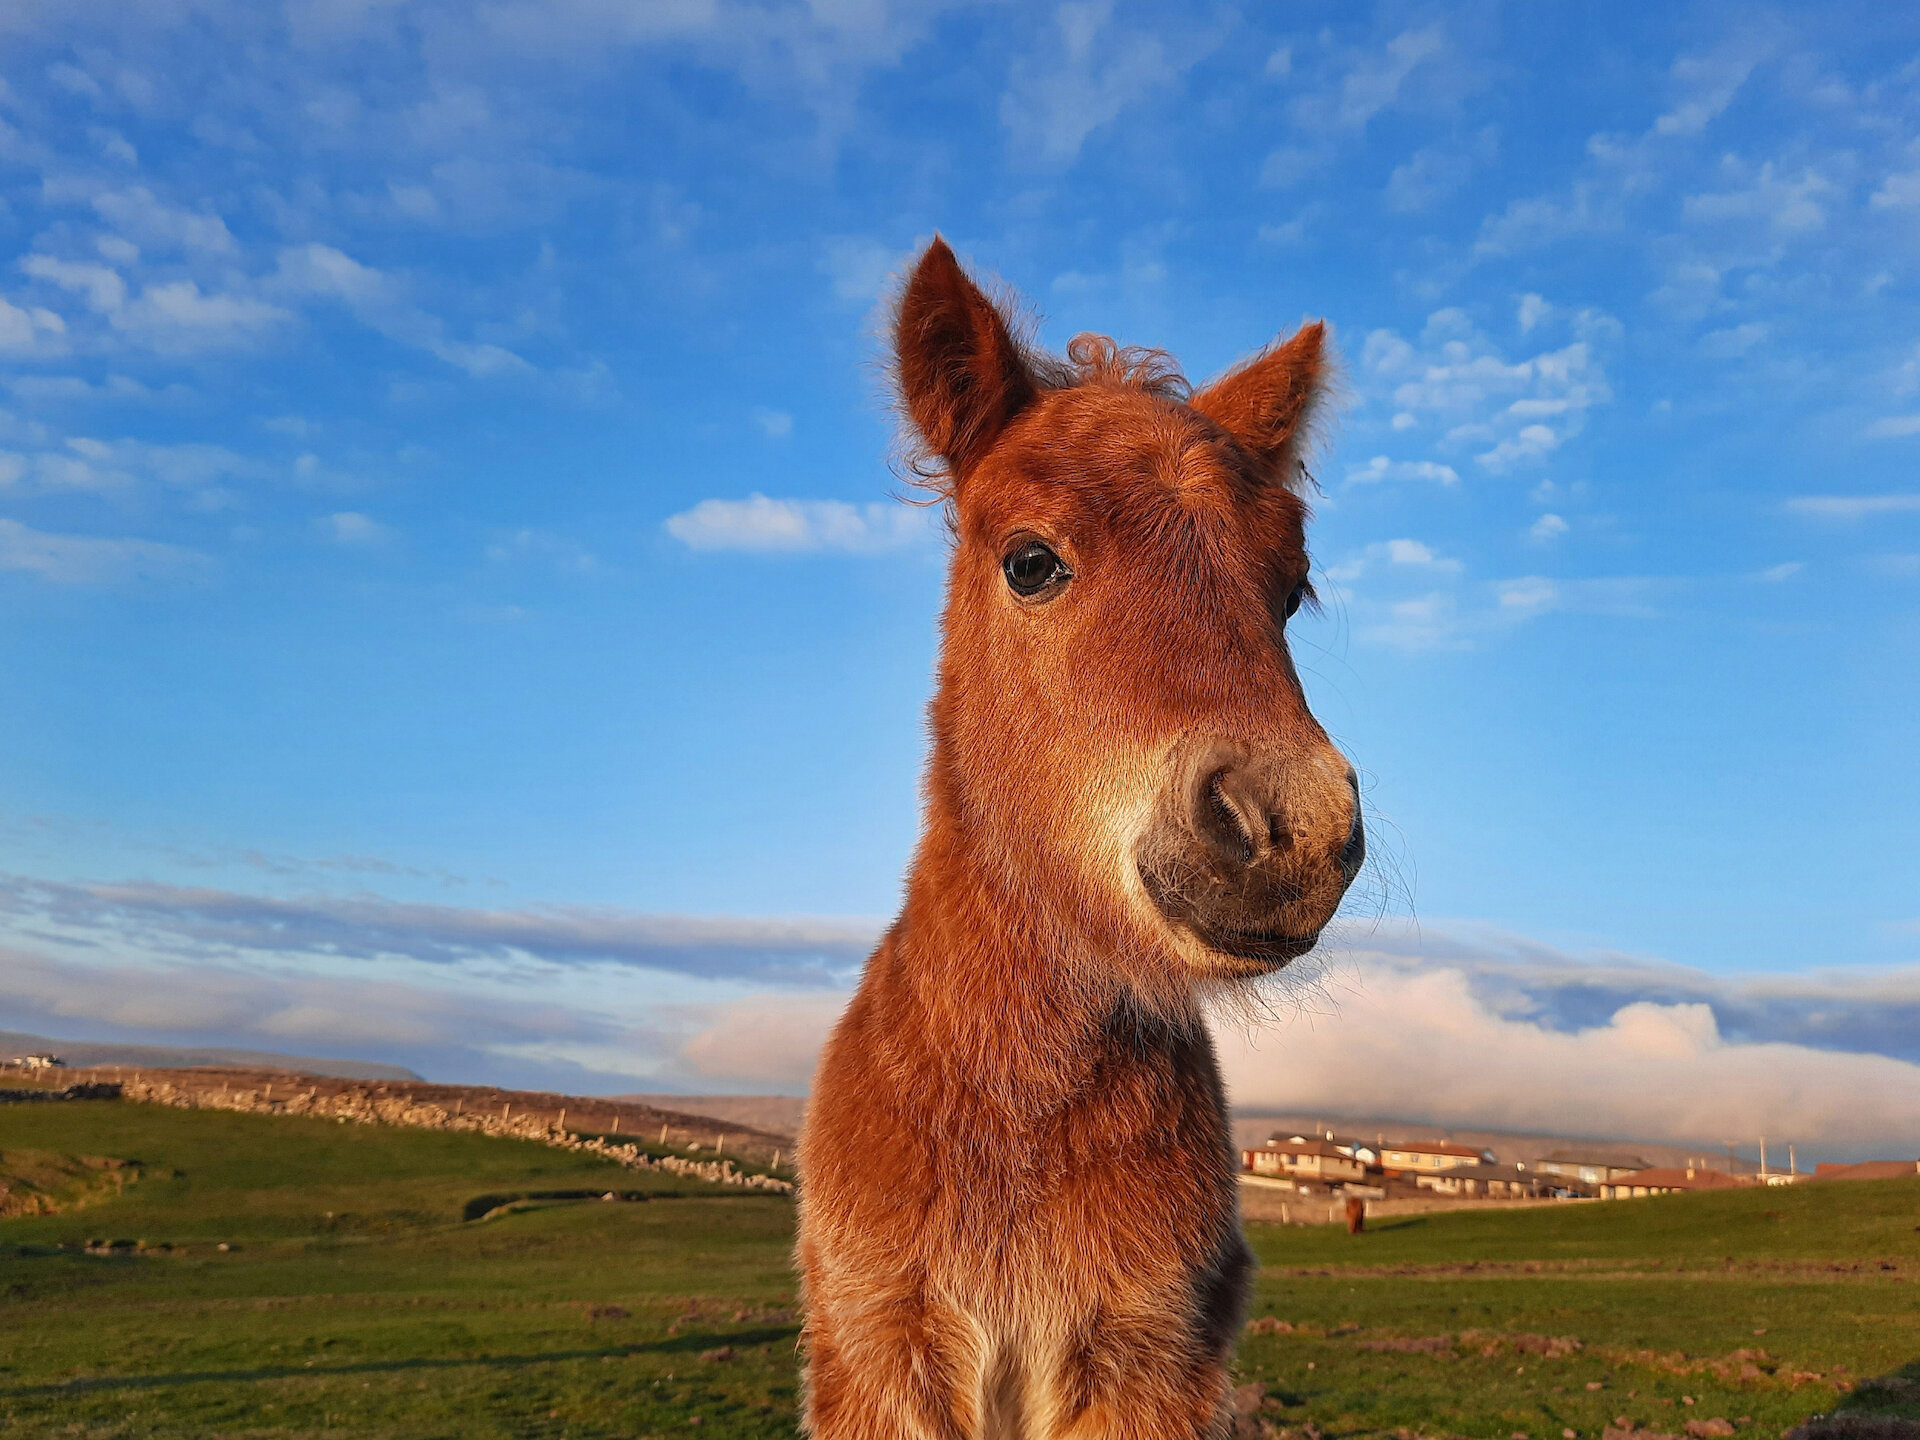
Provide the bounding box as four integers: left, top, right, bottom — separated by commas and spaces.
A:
45, 1068, 794, 1196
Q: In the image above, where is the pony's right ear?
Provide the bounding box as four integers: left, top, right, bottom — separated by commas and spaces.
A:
895, 237, 1038, 484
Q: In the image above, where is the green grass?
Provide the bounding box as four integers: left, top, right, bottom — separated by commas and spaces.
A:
3, 1097, 1917, 1438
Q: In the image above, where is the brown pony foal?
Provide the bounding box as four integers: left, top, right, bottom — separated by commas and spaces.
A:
797, 238, 1363, 1440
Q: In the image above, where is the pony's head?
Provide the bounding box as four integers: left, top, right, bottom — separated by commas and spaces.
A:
898, 238, 1361, 990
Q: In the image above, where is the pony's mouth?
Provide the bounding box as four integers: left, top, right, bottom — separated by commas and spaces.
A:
1136, 865, 1320, 974
1193, 923, 1321, 966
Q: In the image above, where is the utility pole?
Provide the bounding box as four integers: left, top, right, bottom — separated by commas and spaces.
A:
1760, 1136, 1767, 1177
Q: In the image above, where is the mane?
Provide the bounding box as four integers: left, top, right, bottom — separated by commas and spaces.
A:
1049, 333, 1191, 399
894, 328, 1192, 503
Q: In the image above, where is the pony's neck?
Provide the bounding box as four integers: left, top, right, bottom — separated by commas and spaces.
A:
881, 759, 1175, 1120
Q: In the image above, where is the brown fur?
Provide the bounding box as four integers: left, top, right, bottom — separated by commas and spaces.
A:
797, 238, 1360, 1440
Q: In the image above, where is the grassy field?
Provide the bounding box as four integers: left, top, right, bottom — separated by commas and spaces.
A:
3, 1095, 1917, 1439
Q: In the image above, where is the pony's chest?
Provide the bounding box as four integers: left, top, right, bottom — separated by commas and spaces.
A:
919, 1101, 1237, 1300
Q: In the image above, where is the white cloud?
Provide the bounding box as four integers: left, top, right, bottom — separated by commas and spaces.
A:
664, 494, 933, 553
485, 527, 597, 575
272, 242, 533, 377
1784, 493, 1920, 521
0, 518, 212, 584
320, 511, 392, 546
1865, 415, 1920, 439
1254, 216, 1311, 248
431, 339, 533, 378
819, 235, 901, 305
1384, 128, 1495, 213
1476, 423, 1560, 471
677, 993, 849, 1087
664, 926, 1920, 1157
1260, 145, 1330, 190
1528, 512, 1569, 543
1346, 571, 1671, 650
1870, 169, 1920, 211
1699, 321, 1767, 358
0, 295, 67, 354
1497, 575, 1559, 615
1263, 25, 1452, 196
1320, 24, 1444, 131
1757, 561, 1803, 582
1683, 162, 1831, 235
1652, 40, 1765, 137
751, 407, 793, 439
1345, 455, 1459, 486
1516, 293, 1550, 333
1474, 181, 1611, 257
111, 281, 289, 351
999, 2, 1198, 166
1325, 537, 1462, 583
90, 186, 236, 255
274, 242, 397, 308
20, 253, 126, 312
6, 373, 183, 405
19, 252, 284, 355
1360, 308, 1614, 475
1215, 962, 1920, 1155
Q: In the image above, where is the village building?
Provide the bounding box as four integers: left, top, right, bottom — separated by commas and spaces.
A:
1272, 1130, 1381, 1166
1412, 1163, 1549, 1199
1380, 1140, 1496, 1174
1241, 1138, 1371, 1185
1811, 1160, 1920, 1181
1531, 1151, 1649, 1186
1598, 1166, 1750, 1199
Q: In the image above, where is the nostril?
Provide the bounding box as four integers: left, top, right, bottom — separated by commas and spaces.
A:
1268, 811, 1293, 853
1202, 770, 1256, 867
1338, 805, 1366, 880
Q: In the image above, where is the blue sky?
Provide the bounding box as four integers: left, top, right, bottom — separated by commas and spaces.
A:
1, 1, 1917, 1154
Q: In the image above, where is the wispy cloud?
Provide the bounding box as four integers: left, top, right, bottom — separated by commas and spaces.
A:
318, 511, 392, 546
664, 494, 935, 553
272, 243, 532, 378
1261, 24, 1454, 190
0, 872, 879, 987
1864, 415, 1920, 439
1345, 456, 1460, 486
1527, 513, 1569, 543
1358, 305, 1616, 476
0, 519, 213, 585
1344, 573, 1675, 651
1000, 2, 1203, 167
1783, 493, 1920, 521
1323, 537, 1462, 583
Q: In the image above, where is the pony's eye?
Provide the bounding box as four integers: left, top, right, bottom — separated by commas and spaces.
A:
1003, 540, 1070, 598
1282, 581, 1314, 620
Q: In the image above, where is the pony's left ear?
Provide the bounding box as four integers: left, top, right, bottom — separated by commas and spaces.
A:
1190, 321, 1328, 482
894, 236, 1039, 485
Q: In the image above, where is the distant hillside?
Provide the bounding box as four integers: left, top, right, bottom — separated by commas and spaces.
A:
616, 1094, 808, 1140
0, 1031, 420, 1082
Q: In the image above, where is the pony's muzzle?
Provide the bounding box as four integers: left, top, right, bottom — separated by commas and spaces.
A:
1137, 741, 1362, 972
